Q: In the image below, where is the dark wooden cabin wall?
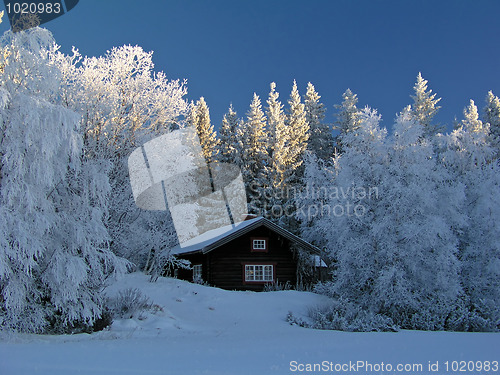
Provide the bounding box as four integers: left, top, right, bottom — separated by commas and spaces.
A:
177, 226, 297, 291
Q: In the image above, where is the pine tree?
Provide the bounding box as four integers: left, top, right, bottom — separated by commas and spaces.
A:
333, 88, 361, 152
410, 72, 442, 137
483, 91, 500, 157
304, 82, 333, 161
189, 97, 219, 164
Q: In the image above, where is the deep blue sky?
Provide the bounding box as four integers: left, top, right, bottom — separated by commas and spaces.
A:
1, 0, 499, 133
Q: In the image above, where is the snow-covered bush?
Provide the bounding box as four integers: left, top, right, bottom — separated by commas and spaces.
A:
307, 300, 397, 332
106, 288, 155, 320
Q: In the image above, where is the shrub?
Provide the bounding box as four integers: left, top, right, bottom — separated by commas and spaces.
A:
106, 288, 154, 320
307, 300, 398, 332
264, 281, 293, 292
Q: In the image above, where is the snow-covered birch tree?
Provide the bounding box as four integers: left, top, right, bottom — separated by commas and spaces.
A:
442, 100, 500, 330
55, 43, 188, 268
318, 108, 388, 307
370, 107, 462, 329
296, 152, 335, 252
0, 28, 126, 333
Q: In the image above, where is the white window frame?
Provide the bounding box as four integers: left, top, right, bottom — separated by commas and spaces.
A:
193, 264, 202, 282
252, 239, 267, 251
244, 264, 274, 282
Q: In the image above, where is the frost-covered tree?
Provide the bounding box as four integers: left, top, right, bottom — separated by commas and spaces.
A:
219, 104, 243, 165
318, 108, 388, 308
304, 82, 333, 161
333, 88, 361, 152
442, 100, 500, 330
273, 80, 309, 190
0, 28, 126, 333
242, 93, 269, 214
266, 82, 284, 160
188, 97, 219, 164
267, 81, 309, 226
262, 82, 286, 217
410, 72, 441, 137
55, 42, 188, 267
57, 44, 188, 158
315, 106, 466, 330
296, 152, 335, 252
371, 107, 462, 329
286, 81, 310, 179
483, 91, 500, 157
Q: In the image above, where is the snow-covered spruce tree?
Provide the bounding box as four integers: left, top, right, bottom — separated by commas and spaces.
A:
371, 107, 462, 330
0, 28, 126, 333
219, 104, 244, 165
284, 80, 310, 183
442, 100, 500, 331
270, 81, 309, 227
483, 91, 500, 158
55, 43, 188, 269
189, 97, 219, 164
242, 93, 270, 214
304, 82, 334, 161
264, 82, 286, 218
266, 82, 284, 161
272, 81, 309, 189
410, 72, 442, 137
333, 88, 361, 153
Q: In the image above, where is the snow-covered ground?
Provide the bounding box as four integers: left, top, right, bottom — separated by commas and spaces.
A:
1, 273, 498, 375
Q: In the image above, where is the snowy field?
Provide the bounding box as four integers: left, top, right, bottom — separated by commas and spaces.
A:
0, 273, 498, 375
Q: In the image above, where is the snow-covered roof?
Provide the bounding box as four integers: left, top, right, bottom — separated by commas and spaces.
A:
170, 216, 319, 256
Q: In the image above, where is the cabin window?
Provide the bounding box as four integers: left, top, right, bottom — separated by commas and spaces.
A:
193, 264, 202, 282
244, 264, 273, 282
251, 237, 268, 252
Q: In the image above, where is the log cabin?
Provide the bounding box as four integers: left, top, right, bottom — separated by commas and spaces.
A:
171, 216, 321, 291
